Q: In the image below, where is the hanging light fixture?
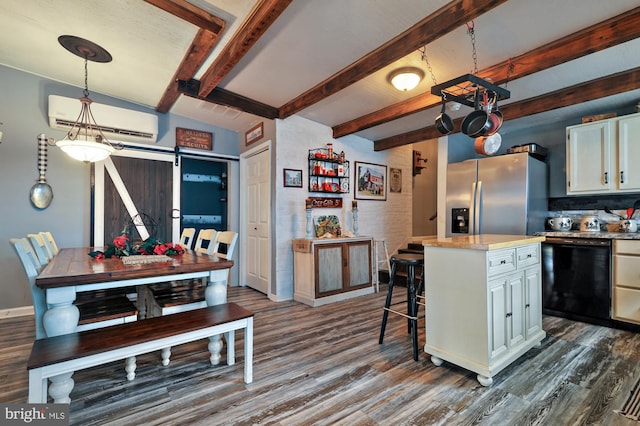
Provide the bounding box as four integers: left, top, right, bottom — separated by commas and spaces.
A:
388, 67, 425, 91
55, 35, 122, 162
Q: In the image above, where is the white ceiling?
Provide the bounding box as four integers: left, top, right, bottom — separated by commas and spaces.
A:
0, 0, 639, 142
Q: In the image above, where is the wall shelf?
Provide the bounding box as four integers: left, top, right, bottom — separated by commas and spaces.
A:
308, 148, 350, 194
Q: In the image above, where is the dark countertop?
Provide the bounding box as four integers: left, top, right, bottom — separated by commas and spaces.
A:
536, 231, 640, 240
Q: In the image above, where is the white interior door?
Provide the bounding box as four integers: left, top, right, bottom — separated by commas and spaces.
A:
242, 145, 271, 294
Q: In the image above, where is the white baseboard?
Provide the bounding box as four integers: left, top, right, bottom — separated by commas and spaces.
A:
0, 305, 34, 319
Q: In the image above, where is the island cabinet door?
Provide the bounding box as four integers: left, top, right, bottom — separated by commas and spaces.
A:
524, 266, 543, 338
489, 272, 526, 360
489, 277, 508, 359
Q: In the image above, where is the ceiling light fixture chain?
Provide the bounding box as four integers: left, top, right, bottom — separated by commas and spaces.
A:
418, 46, 438, 86
466, 21, 478, 75
83, 56, 90, 98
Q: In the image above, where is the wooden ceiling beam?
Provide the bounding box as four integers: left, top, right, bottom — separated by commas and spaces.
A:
156, 29, 223, 113
373, 67, 640, 151
197, 0, 293, 98
143, 0, 225, 33
145, 0, 227, 113
334, 6, 640, 138
178, 79, 279, 119
278, 0, 509, 119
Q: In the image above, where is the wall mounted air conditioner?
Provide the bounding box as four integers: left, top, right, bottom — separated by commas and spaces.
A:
48, 94, 158, 143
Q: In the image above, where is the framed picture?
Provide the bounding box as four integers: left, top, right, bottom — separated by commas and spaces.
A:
389, 167, 402, 193
354, 161, 387, 201
283, 168, 303, 187
245, 122, 264, 146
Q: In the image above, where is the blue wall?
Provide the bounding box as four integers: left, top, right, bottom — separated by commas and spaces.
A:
0, 64, 239, 309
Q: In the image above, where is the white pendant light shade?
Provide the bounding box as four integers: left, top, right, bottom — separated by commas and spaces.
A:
388, 67, 425, 91
56, 138, 115, 162
55, 35, 121, 162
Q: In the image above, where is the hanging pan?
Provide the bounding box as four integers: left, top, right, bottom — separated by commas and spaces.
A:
486, 94, 503, 136
461, 90, 491, 137
435, 97, 454, 135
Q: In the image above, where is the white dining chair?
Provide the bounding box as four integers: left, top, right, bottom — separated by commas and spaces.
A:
10, 238, 48, 339
193, 229, 217, 254
146, 230, 237, 317
211, 230, 238, 284
11, 237, 138, 337
178, 227, 196, 250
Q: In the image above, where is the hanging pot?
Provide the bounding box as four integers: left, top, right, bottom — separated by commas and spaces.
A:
474, 132, 502, 156
461, 91, 491, 137
435, 99, 454, 135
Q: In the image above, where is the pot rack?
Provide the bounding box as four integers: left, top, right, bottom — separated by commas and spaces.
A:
430, 74, 510, 108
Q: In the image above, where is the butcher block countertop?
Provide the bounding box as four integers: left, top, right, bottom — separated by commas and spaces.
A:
421, 234, 545, 251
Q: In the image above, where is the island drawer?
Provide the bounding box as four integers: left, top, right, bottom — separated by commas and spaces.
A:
613, 287, 640, 324
487, 248, 516, 276
516, 244, 540, 268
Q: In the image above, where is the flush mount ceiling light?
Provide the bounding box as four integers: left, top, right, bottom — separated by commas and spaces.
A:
54, 35, 122, 162
388, 67, 425, 91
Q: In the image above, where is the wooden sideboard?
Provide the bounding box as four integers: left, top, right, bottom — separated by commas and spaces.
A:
292, 236, 373, 307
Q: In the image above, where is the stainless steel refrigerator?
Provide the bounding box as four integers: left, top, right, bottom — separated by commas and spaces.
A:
446, 152, 547, 236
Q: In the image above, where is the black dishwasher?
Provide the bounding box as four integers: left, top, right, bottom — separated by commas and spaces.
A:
541, 237, 611, 325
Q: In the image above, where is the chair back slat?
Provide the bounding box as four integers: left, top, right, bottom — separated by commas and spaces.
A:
10, 238, 46, 339
39, 231, 59, 256
27, 233, 51, 266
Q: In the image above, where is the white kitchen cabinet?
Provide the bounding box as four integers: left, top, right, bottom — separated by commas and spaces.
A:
292, 237, 373, 307
566, 112, 640, 194
613, 240, 640, 325
424, 240, 545, 386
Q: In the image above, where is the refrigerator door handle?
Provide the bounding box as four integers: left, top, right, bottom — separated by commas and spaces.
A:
475, 180, 483, 234
469, 182, 477, 235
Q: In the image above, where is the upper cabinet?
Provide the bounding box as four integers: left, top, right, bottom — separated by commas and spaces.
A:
566, 113, 640, 195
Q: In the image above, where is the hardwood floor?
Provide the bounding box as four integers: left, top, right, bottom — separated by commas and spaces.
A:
2, 286, 640, 425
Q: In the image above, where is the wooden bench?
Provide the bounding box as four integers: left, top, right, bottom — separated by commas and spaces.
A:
27, 302, 254, 403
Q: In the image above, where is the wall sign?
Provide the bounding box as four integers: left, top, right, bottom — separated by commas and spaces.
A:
176, 127, 212, 150
309, 197, 343, 208
245, 122, 264, 146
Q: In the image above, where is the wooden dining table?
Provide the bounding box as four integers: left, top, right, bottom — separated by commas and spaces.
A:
36, 247, 233, 338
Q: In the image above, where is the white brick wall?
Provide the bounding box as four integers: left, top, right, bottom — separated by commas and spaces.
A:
273, 115, 413, 301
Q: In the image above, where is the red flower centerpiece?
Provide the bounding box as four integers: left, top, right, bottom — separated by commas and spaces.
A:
89, 226, 184, 259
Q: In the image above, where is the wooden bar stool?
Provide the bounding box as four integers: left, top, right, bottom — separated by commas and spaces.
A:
378, 252, 424, 361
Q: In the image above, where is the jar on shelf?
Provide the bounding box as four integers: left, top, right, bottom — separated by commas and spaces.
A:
327, 143, 333, 160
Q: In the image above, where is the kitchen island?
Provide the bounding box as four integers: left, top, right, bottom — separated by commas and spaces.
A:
422, 234, 546, 386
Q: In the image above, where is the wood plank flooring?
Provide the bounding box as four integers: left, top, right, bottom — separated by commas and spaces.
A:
1, 286, 640, 425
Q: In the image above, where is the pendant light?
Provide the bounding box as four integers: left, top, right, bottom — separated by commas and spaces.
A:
55, 35, 122, 162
